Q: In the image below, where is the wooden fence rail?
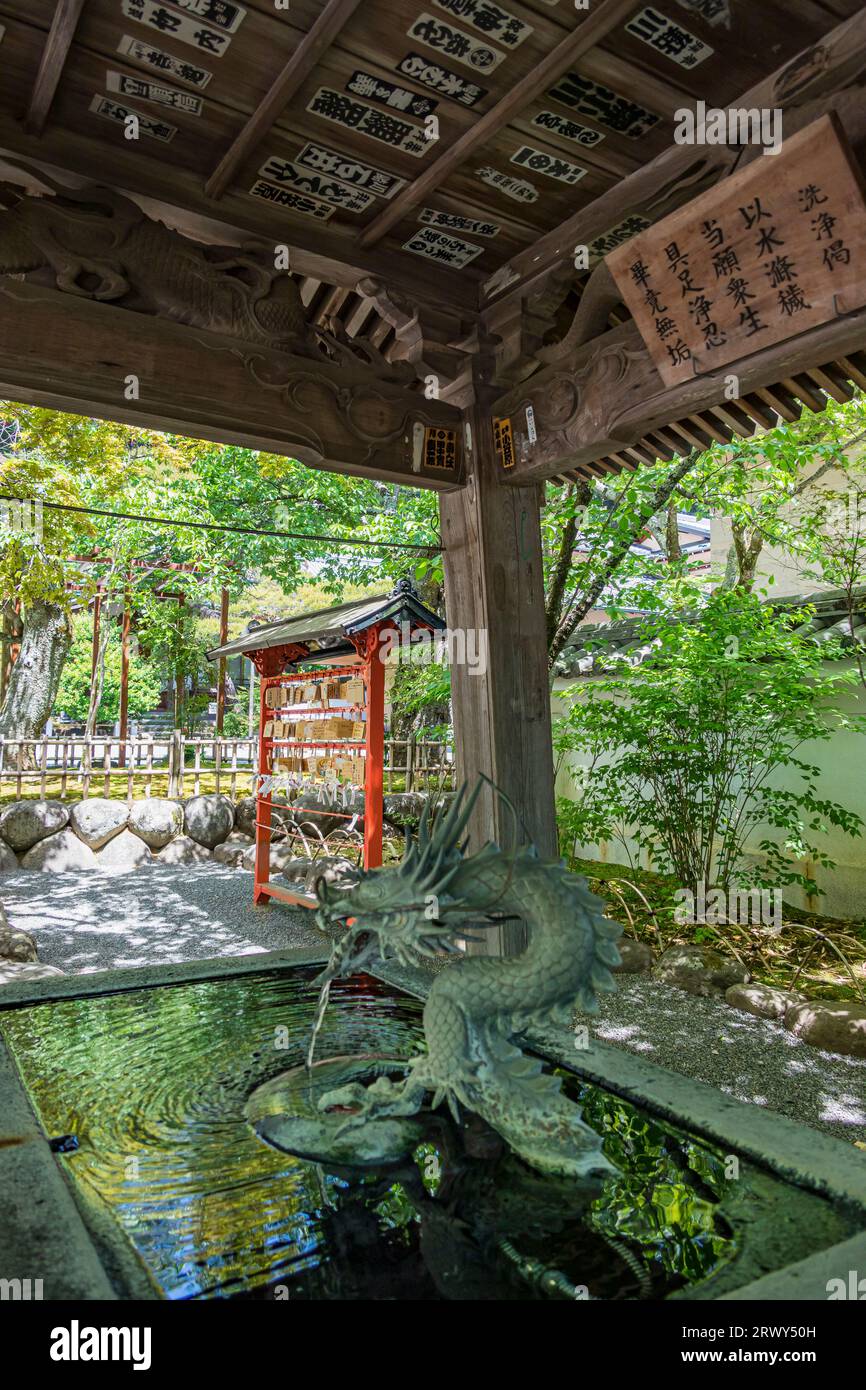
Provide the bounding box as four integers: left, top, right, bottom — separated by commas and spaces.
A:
0, 734, 454, 802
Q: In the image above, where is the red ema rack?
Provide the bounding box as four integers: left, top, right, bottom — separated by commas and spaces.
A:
251, 645, 386, 911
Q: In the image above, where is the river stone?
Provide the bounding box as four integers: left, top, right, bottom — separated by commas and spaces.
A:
241, 841, 295, 874
157, 835, 213, 866
129, 798, 184, 849
292, 791, 364, 840
0, 842, 18, 872
0, 922, 38, 963
726, 982, 806, 1021
784, 1000, 866, 1059
283, 855, 358, 896
382, 792, 429, 827
0, 960, 65, 986
96, 829, 154, 873
70, 798, 129, 850
235, 794, 292, 839
0, 799, 69, 853
612, 937, 654, 974
214, 832, 255, 867
184, 794, 235, 849
20, 827, 98, 871
653, 943, 749, 997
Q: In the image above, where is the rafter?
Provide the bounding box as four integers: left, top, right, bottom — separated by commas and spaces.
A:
24, 0, 86, 136
205, 0, 366, 201
357, 0, 641, 251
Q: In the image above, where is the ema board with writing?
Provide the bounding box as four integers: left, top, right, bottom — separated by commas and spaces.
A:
117, 35, 212, 87
606, 116, 866, 389
408, 14, 506, 73
121, 1, 231, 56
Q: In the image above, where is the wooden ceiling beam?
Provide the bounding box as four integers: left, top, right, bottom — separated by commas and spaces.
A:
24, 0, 87, 136
205, 0, 366, 201
357, 0, 641, 250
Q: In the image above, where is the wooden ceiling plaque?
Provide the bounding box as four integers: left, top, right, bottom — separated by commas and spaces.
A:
606, 115, 866, 388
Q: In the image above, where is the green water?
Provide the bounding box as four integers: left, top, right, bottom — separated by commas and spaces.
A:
1, 967, 739, 1300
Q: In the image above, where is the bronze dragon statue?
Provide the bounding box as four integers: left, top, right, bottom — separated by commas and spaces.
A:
252, 782, 622, 1181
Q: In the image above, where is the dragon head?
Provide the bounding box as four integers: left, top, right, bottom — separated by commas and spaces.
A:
314, 782, 491, 980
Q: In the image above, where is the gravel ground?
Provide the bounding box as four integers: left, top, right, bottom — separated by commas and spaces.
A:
0, 865, 324, 971
585, 975, 866, 1144
2, 865, 864, 1142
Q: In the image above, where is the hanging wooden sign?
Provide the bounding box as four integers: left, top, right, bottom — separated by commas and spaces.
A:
606, 115, 866, 388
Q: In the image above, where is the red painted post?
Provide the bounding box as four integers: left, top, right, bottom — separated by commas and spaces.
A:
253, 660, 273, 906
364, 625, 385, 870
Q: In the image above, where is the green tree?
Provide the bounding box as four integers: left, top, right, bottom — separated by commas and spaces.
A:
554, 584, 864, 897
54, 618, 163, 723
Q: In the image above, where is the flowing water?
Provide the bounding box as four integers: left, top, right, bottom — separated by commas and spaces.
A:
0, 967, 749, 1299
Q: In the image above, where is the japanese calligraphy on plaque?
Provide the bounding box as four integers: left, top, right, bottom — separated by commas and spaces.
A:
423, 427, 458, 470
90, 94, 177, 140
606, 116, 866, 388
408, 14, 506, 72
430, 0, 533, 50
294, 143, 406, 199
493, 417, 515, 469
117, 34, 212, 87
420, 208, 500, 236
403, 226, 483, 268
346, 71, 437, 118
396, 52, 487, 106
307, 88, 429, 157
106, 70, 203, 114
120, 0, 231, 56
256, 157, 375, 214
546, 71, 660, 139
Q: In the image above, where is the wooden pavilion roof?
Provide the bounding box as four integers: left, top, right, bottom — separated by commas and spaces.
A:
1, 2, 866, 482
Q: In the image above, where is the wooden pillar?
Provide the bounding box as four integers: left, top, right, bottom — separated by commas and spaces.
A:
216, 587, 229, 735
363, 626, 385, 870
440, 403, 557, 952
174, 593, 184, 730
118, 579, 131, 767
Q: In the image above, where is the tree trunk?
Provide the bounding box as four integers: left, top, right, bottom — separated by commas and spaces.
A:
0, 601, 72, 755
